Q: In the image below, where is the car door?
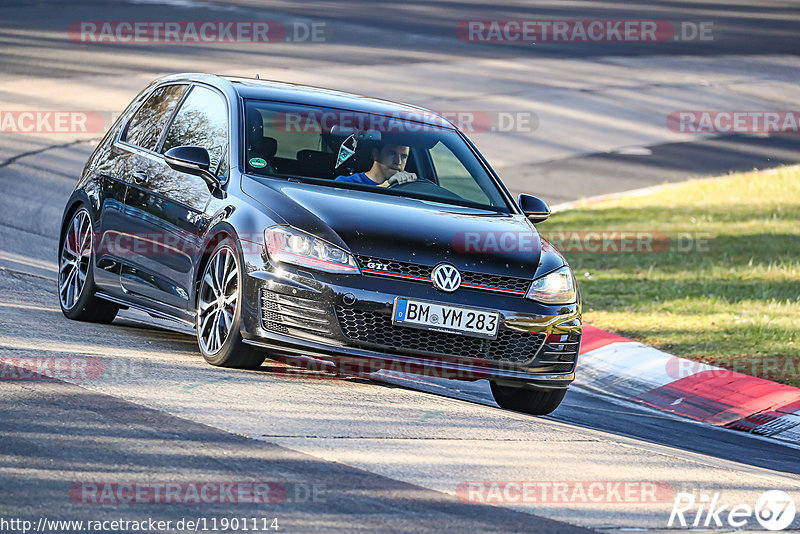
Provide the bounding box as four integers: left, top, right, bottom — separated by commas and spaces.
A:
120, 84, 230, 312
94, 83, 188, 296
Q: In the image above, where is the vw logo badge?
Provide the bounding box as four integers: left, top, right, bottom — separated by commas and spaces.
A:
432, 263, 461, 292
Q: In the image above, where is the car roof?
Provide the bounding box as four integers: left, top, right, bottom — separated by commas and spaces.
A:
155, 73, 455, 129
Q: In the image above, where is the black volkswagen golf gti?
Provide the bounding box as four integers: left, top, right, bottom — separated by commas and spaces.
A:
59, 73, 581, 415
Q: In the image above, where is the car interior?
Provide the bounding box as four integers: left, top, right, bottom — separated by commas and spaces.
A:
245, 107, 425, 182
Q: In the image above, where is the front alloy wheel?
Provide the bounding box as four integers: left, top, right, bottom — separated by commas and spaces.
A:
59, 208, 92, 311
196, 237, 264, 369
58, 206, 118, 323
198, 245, 238, 355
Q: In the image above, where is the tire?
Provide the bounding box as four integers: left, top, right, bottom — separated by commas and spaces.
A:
490, 381, 567, 416
58, 206, 119, 323
196, 236, 264, 369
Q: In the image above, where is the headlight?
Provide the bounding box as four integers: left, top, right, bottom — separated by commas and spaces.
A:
264, 226, 360, 274
525, 265, 576, 304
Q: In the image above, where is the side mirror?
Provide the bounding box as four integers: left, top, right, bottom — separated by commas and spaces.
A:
518, 194, 550, 223
164, 146, 219, 187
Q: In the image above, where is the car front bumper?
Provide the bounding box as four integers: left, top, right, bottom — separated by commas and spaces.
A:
239, 262, 582, 390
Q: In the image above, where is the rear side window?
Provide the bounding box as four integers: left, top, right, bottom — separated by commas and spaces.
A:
123, 84, 187, 151
162, 85, 229, 176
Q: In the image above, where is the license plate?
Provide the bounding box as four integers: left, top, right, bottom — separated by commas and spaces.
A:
392, 297, 500, 339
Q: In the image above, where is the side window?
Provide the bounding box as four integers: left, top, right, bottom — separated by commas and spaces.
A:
123, 84, 187, 151
429, 142, 491, 204
162, 86, 229, 176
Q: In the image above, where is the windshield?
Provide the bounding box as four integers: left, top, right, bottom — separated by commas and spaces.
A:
243, 100, 510, 211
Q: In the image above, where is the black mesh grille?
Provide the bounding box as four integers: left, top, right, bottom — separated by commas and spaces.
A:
261, 295, 290, 334
335, 306, 548, 365
544, 363, 574, 373
356, 256, 531, 295
462, 272, 530, 293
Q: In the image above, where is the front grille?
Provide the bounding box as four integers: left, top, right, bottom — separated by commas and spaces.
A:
260, 289, 332, 336
335, 306, 548, 365
356, 255, 531, 296
462, 272, 530, 293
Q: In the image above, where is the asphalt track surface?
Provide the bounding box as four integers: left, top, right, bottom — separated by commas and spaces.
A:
1, 0, 800, 532
2, 129, 799, 533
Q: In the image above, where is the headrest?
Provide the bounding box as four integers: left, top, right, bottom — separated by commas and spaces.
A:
247, 108, 264, 137
255, 136, 277, 158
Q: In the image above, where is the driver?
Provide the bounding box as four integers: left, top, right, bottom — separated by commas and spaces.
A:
335, 143, 417, 187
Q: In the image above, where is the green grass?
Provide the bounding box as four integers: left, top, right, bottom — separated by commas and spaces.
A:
539, 166, 800, 387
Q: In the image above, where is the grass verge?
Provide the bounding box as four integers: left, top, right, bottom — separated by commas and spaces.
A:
539, 165, 800, 387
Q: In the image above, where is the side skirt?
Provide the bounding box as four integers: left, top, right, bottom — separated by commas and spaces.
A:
96, 292, 196, 329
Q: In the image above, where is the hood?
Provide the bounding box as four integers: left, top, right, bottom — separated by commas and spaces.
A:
244, 178, 545, 279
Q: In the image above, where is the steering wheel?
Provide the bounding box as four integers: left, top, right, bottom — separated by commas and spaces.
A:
388, 176, 433, 188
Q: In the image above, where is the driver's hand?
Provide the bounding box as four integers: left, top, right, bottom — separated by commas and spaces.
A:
388, 171, 417, 185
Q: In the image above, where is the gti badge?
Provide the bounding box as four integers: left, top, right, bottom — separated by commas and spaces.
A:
432, 263, 461, 292
366, 261, 389, 271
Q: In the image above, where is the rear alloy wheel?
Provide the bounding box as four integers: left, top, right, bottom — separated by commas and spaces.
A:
196, 238, 264, 368
490, 381, 567, 416
58, 207, 118, 323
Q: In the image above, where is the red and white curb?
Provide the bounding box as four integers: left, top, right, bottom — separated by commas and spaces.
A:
577, 324, 800, 444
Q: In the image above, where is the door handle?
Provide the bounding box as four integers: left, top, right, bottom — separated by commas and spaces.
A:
133, 171, 148, 184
